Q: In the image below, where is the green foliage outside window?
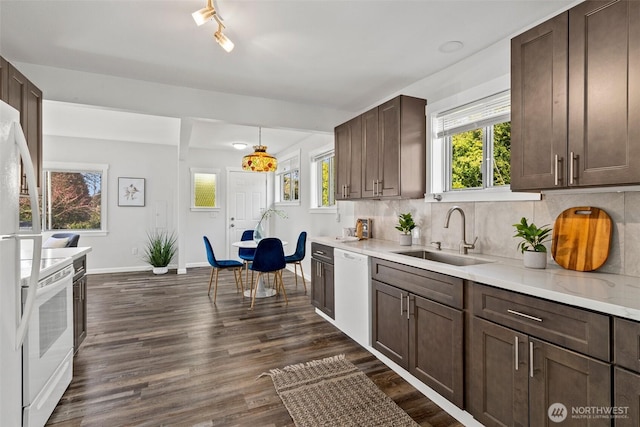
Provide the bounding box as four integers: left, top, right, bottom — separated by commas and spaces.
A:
450, 122, 511, 190
320, 157, 334, 207
492, 122, 511, 186
451, 129, 483, 189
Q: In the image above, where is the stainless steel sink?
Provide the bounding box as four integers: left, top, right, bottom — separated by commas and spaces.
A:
394, 250, 492, 266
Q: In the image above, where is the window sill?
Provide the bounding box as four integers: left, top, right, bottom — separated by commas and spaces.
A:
309, 207, 337, 214
190, 207, 220, 212
275, 201, 301, 207
45, 230, 109, 237
426, 187, 541, 203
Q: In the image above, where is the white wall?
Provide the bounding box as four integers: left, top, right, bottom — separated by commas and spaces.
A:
270, 133, 354, 277
43, 135, 178, 272
181, 147, 241, 268
17, 62, 352, 133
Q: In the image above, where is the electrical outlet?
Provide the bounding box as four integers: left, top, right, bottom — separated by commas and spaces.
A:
131, 247, 138, 255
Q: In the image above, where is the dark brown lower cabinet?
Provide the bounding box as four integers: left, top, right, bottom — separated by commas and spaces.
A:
614, 367, 640, 427
614, 317, 640, 427
311, 258, 334, 319
73, 256, 87, 354
470, 317, 611, 427
372, 279, 464, 407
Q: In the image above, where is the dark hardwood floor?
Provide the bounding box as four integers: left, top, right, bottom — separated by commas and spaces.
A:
48, 267, 463, 427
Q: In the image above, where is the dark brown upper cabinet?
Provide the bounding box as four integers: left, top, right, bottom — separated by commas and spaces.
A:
0, 57, 8, 102
511, 0, 640, 191
335, 115, 362, 200
4, 59, 43, 196
334, 95, 426, 200
510, 12, 568, 190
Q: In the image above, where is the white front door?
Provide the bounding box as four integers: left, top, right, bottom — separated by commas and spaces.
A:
226, 169, 267, 258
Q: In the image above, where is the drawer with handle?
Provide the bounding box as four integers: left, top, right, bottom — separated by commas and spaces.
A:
472, 282, 610, 361
311, 243, 334, 264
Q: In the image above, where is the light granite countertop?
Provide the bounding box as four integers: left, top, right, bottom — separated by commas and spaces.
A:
21, 246, 92, 284
311, 236, 640, 322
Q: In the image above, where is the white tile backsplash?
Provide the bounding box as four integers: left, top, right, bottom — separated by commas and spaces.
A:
353, 190, 640, 277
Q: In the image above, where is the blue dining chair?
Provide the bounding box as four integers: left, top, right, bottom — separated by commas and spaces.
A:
249, 238, 287, 309
203, 236, 244, 304
284, 231, 307, 293
238, 229, 255, 285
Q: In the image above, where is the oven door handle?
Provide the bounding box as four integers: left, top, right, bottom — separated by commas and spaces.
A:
16, 234, 42, 350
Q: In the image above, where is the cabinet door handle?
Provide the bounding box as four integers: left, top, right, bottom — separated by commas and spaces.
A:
407, 295, 410, 320
507, 309, 543, 323
400, 293, 404, 316
514, 336, 519, 371
569, 152, 577, 185
529, 341, 534, 378
554, 154, 560, 186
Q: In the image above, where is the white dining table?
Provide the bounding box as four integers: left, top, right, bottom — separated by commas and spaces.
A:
232, 240, 288, 298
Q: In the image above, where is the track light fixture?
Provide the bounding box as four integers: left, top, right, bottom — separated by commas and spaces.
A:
192, 0, 215, 26
192, 0, 235, 53
213, 19, 234, 52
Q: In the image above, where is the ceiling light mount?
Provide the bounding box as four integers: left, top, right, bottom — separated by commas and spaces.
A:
192, 0, 234, 53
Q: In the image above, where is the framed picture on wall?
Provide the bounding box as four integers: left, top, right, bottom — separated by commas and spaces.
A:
118, 177, 145, 207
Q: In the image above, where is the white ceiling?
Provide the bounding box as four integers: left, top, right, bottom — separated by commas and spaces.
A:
0, 0, 575, 151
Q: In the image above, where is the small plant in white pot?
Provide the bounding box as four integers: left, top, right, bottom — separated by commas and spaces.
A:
395, 213, 416, 246
513, 217, 551, 269
144, 230, 177, 274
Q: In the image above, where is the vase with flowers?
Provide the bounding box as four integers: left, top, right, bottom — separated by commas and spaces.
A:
254, 207, 288, 242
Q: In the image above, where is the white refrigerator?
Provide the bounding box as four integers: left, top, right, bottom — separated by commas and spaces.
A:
0, 101, 42, 425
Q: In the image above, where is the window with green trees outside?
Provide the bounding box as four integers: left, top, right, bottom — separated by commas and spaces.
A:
450, 121, 511, 189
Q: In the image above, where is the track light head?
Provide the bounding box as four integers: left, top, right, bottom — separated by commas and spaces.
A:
192, 0, 215, 26
193, 8, 215, 26
214, 28, 234, 53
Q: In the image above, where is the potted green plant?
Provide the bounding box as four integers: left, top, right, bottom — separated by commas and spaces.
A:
144, 230, 177, 274
513, 217, 552, 269
395, 213, 416, 246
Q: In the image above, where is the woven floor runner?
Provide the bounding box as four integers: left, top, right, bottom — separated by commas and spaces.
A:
261, 354, 420, 427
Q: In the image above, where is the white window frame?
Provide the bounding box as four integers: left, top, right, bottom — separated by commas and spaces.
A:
427, 76, 540, 203
42, 161, 109, 235
309, 145, 337, 213
275, 149, 300, 206
190, 168, 220, 211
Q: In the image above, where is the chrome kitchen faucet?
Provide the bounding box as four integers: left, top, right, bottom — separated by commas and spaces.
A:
444, 206, 478, 255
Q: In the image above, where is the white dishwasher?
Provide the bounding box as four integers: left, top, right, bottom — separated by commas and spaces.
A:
334, 249, 370, 347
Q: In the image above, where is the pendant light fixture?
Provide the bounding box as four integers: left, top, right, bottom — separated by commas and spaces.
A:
242, 127, 278, 172
192, 0, 234, 53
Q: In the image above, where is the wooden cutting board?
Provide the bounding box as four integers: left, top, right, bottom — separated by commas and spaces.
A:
551, 207, 612, 271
